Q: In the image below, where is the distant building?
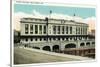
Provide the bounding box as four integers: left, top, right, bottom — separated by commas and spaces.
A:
14, 30, 20, 43
90, 29, 95, 36
20, 17, 95, 51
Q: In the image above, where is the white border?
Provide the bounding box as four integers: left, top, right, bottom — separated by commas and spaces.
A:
11, 0, 97, 67
14, 0, 96, 8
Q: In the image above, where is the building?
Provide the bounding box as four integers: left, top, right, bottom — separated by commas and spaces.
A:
20, 17, 95, 52
14, 30, 20, 44
90, 29, 95, 36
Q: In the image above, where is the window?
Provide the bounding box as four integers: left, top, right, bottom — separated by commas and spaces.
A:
85, 28, 87, 34
53, 38, 56, 40
76, 27, 77, 34
30, 38, 33, 41
86, 42, 90, 46
25, 38, 28, 41
40, 38, 42, 41
35, 25, 38, 34
30, 24, 33, 34
58, 26, 60, 34
80, 43, 85, 46
66, 26, 68, 34
44, 38, 46, 41
49, 38, 51, 41
66, 38, 68, 41
70, 37, 72, 40
83, 27, 85, 34
62, 26, 64, 34
62, 38, 64, 40
81, 27, 82, 34
25, 24, 29, 34
39, 25, 42, 34
53, 26, 56, 34
35, 38, 37, 41
58, 38, 60, 40
70, 26, 72, 34
44, 25, 46, 34
92, 42, 95, 44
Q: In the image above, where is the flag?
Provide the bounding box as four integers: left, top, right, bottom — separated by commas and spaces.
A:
50, 10, 52, 14
74, 13, 76, 16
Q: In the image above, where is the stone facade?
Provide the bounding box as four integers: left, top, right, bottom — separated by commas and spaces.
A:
20, 17, 95, 51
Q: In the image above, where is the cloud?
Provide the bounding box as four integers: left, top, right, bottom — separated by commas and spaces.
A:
14, 12, 32, 31
32, 10, 84, 22
14, 12, 37, 31
84, 17, 96, 32
84, 17, 96, 22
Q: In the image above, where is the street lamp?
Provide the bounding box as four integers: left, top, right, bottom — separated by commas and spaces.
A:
45, 17, 48, 42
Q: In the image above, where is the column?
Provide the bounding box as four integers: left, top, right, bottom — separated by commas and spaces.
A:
85, 42, 86, 47
51, 25, 53, 35
50, 46, 53, 52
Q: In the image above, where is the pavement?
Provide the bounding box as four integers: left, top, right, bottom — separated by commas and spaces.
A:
14, 47, 92, 65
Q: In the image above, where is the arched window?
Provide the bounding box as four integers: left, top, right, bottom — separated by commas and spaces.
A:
33, 47, 40, 49
80, 43, 85, 46
92, 42, 95, 44
65, 43, 76, 48
43, 46, 51, 51
86, 42, 90, 46
53, 45, 59, 52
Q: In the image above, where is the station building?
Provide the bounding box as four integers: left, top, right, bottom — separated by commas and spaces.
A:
20, 17, 95, 52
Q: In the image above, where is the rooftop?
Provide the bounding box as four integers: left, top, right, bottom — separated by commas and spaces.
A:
20, 17, 88, 25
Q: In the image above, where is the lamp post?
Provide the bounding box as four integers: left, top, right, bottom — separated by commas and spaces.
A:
45, 10, 52, 42
45, 17, 48, 42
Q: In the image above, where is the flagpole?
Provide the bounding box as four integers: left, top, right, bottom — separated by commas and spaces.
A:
49, 10, 52, 19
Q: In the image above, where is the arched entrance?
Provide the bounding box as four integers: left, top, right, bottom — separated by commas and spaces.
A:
33, 47, 40, 49
80, 43, 85, 47
65, 43, 76, 49
43, 46, 51, 51
92, 42, 95, 44
86, 42, 90, 46
24, 44, 28, 47
53, 45, 59, 52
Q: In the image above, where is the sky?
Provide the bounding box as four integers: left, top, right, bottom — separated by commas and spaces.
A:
14, 4, 95, 19
14, 3, 96, 32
